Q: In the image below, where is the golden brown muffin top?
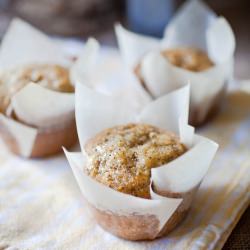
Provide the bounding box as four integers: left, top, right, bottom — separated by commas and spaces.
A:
0, 64, 74, 114
135, 48, 213, 78
84, 124, 186, 198
161, 48, 214, 72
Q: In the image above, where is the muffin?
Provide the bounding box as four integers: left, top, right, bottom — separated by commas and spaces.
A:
84, 123, 186, 198
81, 123, 193, 240
0, 64, 74, 114
0, 18, 80, 157
79, 123, 192, 240
116, 3, 235, 127
134, 48, 218, 117
65, 81, 218, 241
0, 63, 77, 157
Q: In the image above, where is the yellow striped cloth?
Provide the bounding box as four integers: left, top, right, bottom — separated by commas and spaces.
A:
0, 50, 250, 249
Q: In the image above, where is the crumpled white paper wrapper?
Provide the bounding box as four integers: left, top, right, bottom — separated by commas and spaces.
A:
64, 38, 218, 238
0, 18, 82, 157
70, 38, 152, 112
115, 0, 236, 124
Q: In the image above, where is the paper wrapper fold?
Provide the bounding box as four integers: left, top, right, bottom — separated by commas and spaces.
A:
0, 18, 81, 157
0, 113, 77, 158
64, 82, 218, 240
11, 83, 75, 128
115, 0, 235, 126
0, 18, 69, 69
71, 38, 152, 113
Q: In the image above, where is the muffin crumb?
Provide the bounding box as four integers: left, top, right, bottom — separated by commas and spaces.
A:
161, 47, 214, 72
85, 124, 186, 198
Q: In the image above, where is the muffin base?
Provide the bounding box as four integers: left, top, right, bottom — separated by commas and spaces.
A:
0, 118, 77, 158
86, 186, 198, 241
155, 187, 198, 238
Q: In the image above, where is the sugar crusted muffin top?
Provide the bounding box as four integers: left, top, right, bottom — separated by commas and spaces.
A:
161, 47, 214, 72
84, 124, 186, 198
0, 64, 74, 114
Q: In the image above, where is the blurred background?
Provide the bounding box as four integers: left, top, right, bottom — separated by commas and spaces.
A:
0, 0, 249, 77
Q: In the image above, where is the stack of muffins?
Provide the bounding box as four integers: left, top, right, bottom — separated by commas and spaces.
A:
0, 0, 235, 241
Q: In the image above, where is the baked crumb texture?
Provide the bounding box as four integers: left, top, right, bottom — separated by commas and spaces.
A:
0, 64, 74, 114
161, 48, 214, 72
85, 123, 186, 198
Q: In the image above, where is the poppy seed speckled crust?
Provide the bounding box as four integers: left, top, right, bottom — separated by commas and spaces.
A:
84, 123, 186, 198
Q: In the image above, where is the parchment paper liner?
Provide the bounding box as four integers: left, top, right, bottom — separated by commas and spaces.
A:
0, 114, 77, 157
115, 0, 235, 126
0, 18, 83, 157
64, 78, 218, 240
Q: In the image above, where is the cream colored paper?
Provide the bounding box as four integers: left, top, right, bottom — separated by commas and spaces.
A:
65, 81, 218, 234
0, 114, 37, 157
71, 38, 152, 112
64, 150, 182, 230
11, 83, 75, 128
151, 135, 218, 193
115, 0, 236, 124
0, 18, 68, 69
115, 24, 160, 68
0, 18, 80, 156
70, 38, 100, 87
